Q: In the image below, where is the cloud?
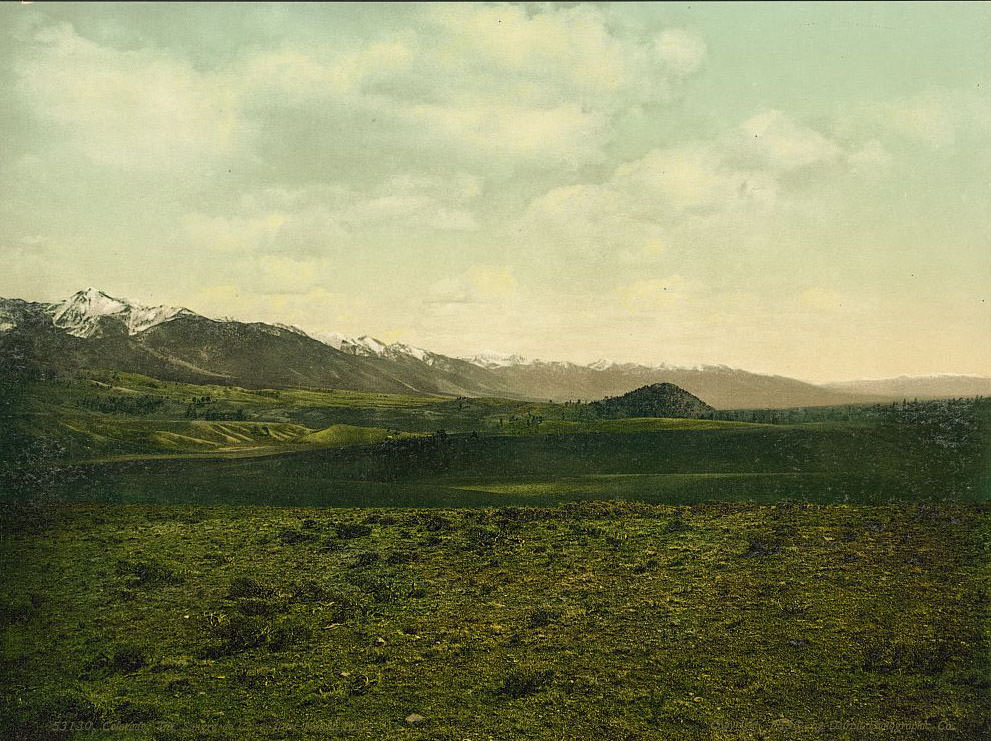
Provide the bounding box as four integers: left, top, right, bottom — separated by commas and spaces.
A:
847, 140, 893, 173
736, 110, 842, 171
182, 173, 480, 255
518, 109, 883, 260
15, 23, 246, 171
654, 29, 707, 76
426, 265, 517, 306
837, 89, 991, 151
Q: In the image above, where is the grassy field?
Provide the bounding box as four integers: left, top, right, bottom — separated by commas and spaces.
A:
1, 501, 988, 739
1, 375, 989, 738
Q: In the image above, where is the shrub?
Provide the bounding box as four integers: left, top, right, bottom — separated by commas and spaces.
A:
527, 607, 560, 629
743, 532, 782, 557
496, 667, 555, 698
227, 576, 274, 599
278, 528, 317, 545
291, 579, 328, 603
352, 551, 381, 568
199, 613, 267, 657
110, 643, 147, 673
464, 526, 500, 551
115, 558, 182, 587
113, 700, 161, 724
336, 522, 373, 539
416, 513, 452, 532
267, 618, 312, 652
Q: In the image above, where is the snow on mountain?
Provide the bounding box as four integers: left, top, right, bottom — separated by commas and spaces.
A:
463, 351, 530, 369
388, 342, 430, 362
47, 288, 197, 338
321, 333, 434, 364
272, 323, 311, 338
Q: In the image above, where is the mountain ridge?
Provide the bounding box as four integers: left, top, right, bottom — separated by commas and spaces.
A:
2, 288, 986, 408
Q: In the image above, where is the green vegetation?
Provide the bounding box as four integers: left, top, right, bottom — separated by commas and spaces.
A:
2, 502, 988, 739
1, 372, 988, 738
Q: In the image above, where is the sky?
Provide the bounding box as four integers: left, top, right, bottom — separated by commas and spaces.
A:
1, 2, 988, 382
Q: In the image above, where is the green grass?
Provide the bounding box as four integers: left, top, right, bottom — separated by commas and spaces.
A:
524, 417, 765, 434
298, 425, 423, 448
1, 501, 988, 739
2, 378, 988, 737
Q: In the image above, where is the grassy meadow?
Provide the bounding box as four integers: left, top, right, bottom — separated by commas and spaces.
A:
1, 371, 989, 738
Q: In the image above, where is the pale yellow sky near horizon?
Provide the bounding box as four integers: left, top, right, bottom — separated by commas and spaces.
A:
1, 3, 989, 382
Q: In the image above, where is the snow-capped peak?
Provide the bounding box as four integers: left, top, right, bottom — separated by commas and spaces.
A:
588, 358, 616, 371
329, 334, 434, 363
388, 342, 430, 362
462, 351, 530, 369
48, 288, 197, 338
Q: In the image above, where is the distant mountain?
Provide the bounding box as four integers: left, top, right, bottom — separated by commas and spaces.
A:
0, 291, 517, 398
3, 288, 976, 409
48, 287, 197, 338
824, 375, 991, 399
475, 358, 881, 409
589, 383, 714, 419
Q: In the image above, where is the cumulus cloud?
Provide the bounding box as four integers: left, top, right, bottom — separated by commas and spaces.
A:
182, 173, 480, 256
837, 89, 991, 151
518, 109, 885, 260
15, 23, 246, 171
736, 110, 842, 171
654, 29, 707, 76
11, 4, 713, 181
426, 265, 517, 306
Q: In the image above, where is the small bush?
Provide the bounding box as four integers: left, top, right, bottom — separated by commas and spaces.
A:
416, 513, 452, 532
267, 618, 313, 652
110, 643, 147, 673
278, 528, 318, 545
291, 579, 328, 603
115, 558, 182, 587
527, 607, 560, 629
632, 558, 658, 574
336, 522, 373, 539
113, 700, 161, 724
464, 526, 500, 551
325, 589, 371, 622
352, 551, 381, 568
743, 532, 782, 557
227, 576, 274, 599
199, 613, 267, 657
79, 642, 147, 679
496, 667, 555, 698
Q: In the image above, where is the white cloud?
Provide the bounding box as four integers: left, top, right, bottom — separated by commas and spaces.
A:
847, 140, 893, 173
426, 265, 517, 306
182, 174, 480, 255
16, 23, 246, 171
654, 29, 707, 76
519, 109, 878, 259
737, 110, 842, 171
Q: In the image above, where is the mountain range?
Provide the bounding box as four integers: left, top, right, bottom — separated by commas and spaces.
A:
1, 288, 987, 409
